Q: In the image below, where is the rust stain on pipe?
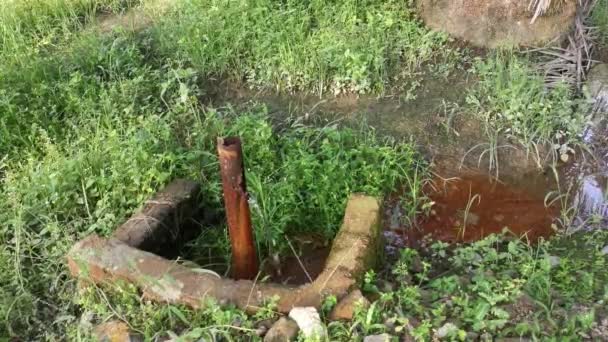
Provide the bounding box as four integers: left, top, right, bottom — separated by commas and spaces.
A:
217, 137, 259, 279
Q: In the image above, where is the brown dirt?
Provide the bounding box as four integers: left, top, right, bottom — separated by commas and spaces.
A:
95, 0, 173, 33
208, 70, 553, 178
112, 179, 201, 257
266, 245, 330, 286
458, 0, 531, 17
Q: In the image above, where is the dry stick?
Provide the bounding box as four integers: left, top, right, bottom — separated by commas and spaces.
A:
286, 237, 314, 283
245, 270, 263, 312
243, 269, 282, 317
533, 0, 598, 91
94, 283, 138, 332
318, 239, 360, 293
460, 187, 481, 240
80, 179, 92, 219
529, 0, 547, 24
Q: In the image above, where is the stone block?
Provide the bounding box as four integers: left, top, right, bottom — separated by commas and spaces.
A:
112, 179, 200, 255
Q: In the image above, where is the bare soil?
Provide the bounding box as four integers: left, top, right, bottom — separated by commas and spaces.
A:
95, 0, 172, 32
417, 0, 576, 47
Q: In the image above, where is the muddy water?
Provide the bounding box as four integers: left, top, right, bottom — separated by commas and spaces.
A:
263, 169, 562, 283
206, 72, 549, 178
573, 174, 608, 218
207, 70, 474, 150
568, 123, 608, 228
385, 173, 559, 250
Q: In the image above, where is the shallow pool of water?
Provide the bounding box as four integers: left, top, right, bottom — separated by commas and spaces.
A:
386, 173, 559, 249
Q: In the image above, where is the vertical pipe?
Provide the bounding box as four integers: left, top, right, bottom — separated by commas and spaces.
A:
217, 137, 258, 280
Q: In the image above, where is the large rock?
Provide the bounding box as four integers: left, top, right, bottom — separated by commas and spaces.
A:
93, 321, 142, 342
436, 322, 458, 338
329, 289, 370, 321
288, 307, 326, 339
363, 334, 393, 342
587, 64, 608, 115
417, 0, 577, 47
264, 317, 300, 342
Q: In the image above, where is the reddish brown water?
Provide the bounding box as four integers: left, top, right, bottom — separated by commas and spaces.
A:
387, 174, 559, 248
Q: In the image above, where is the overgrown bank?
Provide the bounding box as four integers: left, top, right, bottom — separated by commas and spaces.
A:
153, 0, 453, 95
1, 0, 608, 340
72, 232, 608, 340
0, 26, 421, 337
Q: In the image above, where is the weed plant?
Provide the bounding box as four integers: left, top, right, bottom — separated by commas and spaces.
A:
0, 0, 138, 65
593, 0, 608, 46
154, 0, 450, 95
1, 0, 606, 340
183, 107, 420, 261
467, 50, 589, 166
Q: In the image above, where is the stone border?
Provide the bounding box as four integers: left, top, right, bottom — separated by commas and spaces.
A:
112, 179, 200, 256
67, 179, 381, 314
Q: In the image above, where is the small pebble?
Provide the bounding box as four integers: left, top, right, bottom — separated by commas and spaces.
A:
363, 333, 393, 342
548, 255, 561, 268
436, 322, 457, 338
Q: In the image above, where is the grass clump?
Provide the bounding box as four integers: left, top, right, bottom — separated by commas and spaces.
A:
1, 106, 419, 338
0, 31, 159, 157
467, 50, 589, 164
351, 231, 608, 340
70, 281, 281, 341
197, 110, 419, 258
0, 30, 199, 337
155, 0, 450, 95
0, 73, 200, 339
0, 0, 138, 64
592, 0, 608, 45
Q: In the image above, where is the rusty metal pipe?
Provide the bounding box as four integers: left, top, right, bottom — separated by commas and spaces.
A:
217, 137, 258, 280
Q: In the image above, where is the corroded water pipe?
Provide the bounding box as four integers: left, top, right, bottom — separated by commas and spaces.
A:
217, 137, 258, 279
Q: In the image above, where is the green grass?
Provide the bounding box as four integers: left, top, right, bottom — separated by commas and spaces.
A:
154, 0, 451, 95
219, 113, 419, 257
0, 24, 422, 338
0, 0, 139, 65
466, 50, 589, 166
0, 30, 157, 156
593, 0, 608, 45
0, 0, 606, 340
0, 31, 195, 337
